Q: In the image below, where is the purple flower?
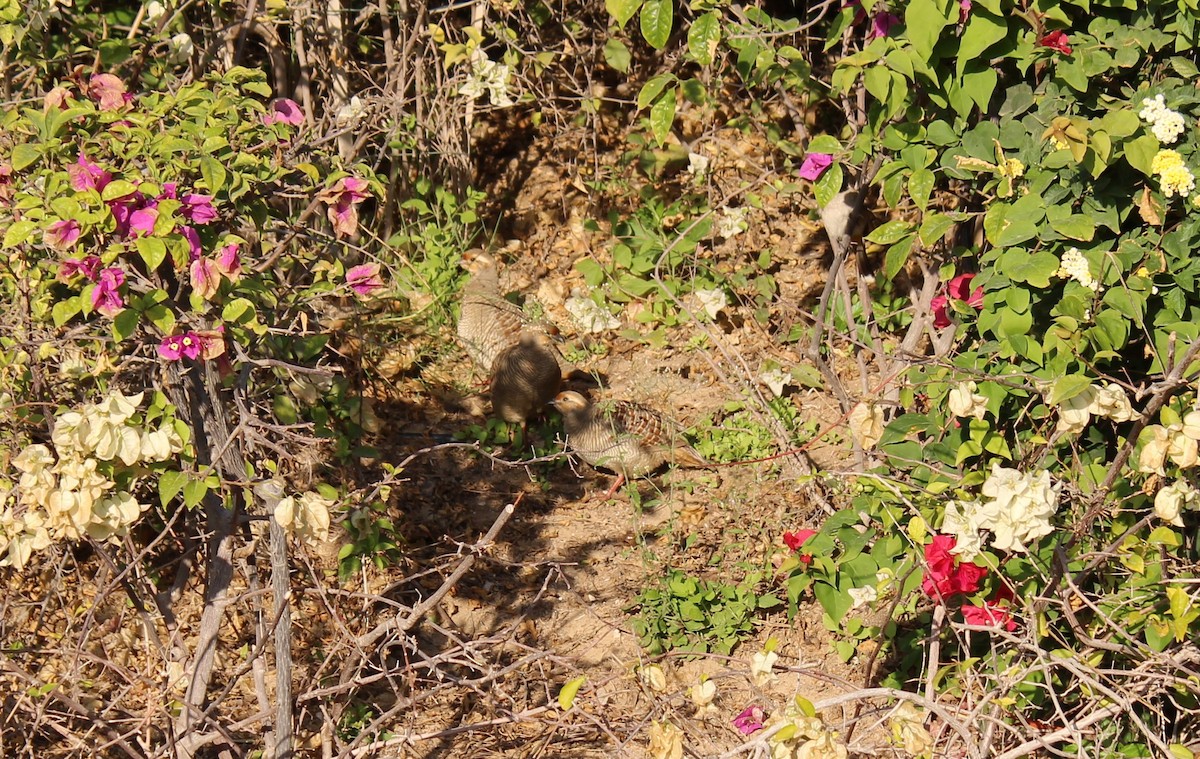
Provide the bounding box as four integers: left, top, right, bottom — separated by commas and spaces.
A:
180, 226, 202, 260
58, 255, 101, 282
68, 154, 112, 193
263, 98, 304, 126
959, 0, 971, 22
346, 263, 384, 297
732, 705, 765, 735
191, 257, 220, 300
88, 74, 130, 111
159, 182, 178, 200
317, 176, 371, 238
181, 193, 218, 225
158, 332, 205, 361
91, 267, 125, 316
216, 243, 241, 280
44, 220, 81, 250
129, 204, 159, 236
871, 11, 901, 38
800, 153, 834, 181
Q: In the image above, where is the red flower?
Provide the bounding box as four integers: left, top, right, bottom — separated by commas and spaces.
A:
1038, 30, 1072, 55
783, 529, 818, 565
932, 273, 984, 328
921, 534, 988, 600
963, 584, 1018, 631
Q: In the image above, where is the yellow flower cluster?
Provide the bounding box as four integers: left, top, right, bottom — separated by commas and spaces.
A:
0, 391, 185, 569
1151, 149, 1196, 198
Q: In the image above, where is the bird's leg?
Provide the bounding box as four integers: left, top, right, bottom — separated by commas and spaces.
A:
602, 473, 626, 500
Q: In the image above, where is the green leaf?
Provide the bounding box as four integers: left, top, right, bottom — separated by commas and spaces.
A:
1123, 135, 1158, 177
961, 67, 997, 114
908, 168, 935, 211
159, 470, 189, 506
649, 86, 677, 146
182, 478, 209, 508
136, 237, 168, 272
575, 258, 606, 287
101, 180, 139, 202
2, 220, 37, 248
688, 11, 720, 65
883, 234, 917, 281
865, 219, 915, 245
112, 308, 139, 342
1046, 375, 1092, 406
274, 394, 299, 425
200, 156, 227, 194
558, 675, 586, 710
813, 162, 843, 208
603, 38, 631, 73
956, 10, 1009, 76
807, 134, 842, 154
52, 297, 81, 327
904, 0, 952, 61
10, 143, 40, 171
637, 73, 675, 109
1048, 213, 1095, 242
639, 0, 673, 50
606, 0, 643, 28
918, 213, 955, 246
222, 297, 257, 325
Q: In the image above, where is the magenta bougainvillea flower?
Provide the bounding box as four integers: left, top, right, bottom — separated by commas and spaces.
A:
88, 73, 129, 111
216, 243, 241, 280
158, 332, 205, 361
800, 153, 834, 181
959, 0, 971, 22
931, 272, 983, 328
182, 194, 218, 225
43, 86, 71, 111
732, 705, 765, 735
191, 257, 220, 300
263, 98, 305, 126
871, 11, 901, 38
1039, 30, 1072, 55
69, 154, 112, 193
58, 255, 102, 282
346, 263, 384, 297
318, 176, 371, 238
44, 220, 81, 250
91, 267, 126, 316
129, 204, 159, 237
921, 534, 988, 600
178, 226, 201, 260
783, 529, 818, 565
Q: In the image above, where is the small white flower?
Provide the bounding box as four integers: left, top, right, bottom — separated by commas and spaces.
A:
717, 206, 748, 239
1154, 480, 1199, 526
889, 702, 934, 756
638, 664, 667, 692
169, 32, 193, 61
1139, 424, 1171, 475
750, 649, 778, 687
848, 585, 877, 610
565, 291, 621, 334
948, 381, 988, 420
1056, 247, 1099, 291
275, 490, 334, 548
688, 678, 718, 716
687, 152, 710, 178
1089, 383, 1136, 423
1055, 386, 1097, 436
692, 288, 726, 320
1182, 411, 1200, 441
459, 50, 514, 107
760, 367, 789, 397
144, 0, 166, 25
978, 463, 1060, 553
942, 499, 986, 561
848, 402, 884, 450
335, 96, 366, 126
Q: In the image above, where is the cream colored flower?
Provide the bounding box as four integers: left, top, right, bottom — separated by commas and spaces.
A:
1154, 480, 1199, 527
93, 391, 143, 425
889, 702, 934, 755
692, 288, 727, 320
1152, 149, 1184, 175
687, 152, 710, 178
565, 291, 621, 333
848, 402, 884, 450
688, 678, 718, 716
647, 720, 683, 759
1056, 248, 1099, 291
978, 463, 1060, 553
1, 509, 51, 570
761, 367, 789, 397
1055, 386, 1096, 436
942, 499, 986, 561
718, 206, 748, 238
139, 425, 185, 462
1139, 424, 1171, 475
948, 381, 988, 420
87, 492, 143, 541
848, 585, 877, 610
1182, 411, 1200, 441
750, 649, 779, 687
638, 664, 667, 692
274, 490, 334, 548
1090, 383, 1136, 422
794, 731, 849, 759
144, 0, 166, 24
1169, 426, 1200, 468
52, 411, 89, 454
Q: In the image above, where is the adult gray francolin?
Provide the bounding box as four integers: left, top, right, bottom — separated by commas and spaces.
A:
550, 390, 709, 497
491, 332, 562, 426
456, 248, 573, 378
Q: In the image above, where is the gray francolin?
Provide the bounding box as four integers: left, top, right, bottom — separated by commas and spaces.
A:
456, 248, 573, 379
491, 332, 562, 425
550, 390, 709, 496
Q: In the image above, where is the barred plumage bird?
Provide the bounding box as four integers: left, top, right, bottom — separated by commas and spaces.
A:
491, 332, 562, 424
456, 248, 574, 379
551, 390, 709, 497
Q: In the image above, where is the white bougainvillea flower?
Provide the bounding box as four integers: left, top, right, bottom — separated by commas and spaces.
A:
688, 678, 718, 716
761, 367, 789, 397
750, 649, 779, 687
1182, 411, 1200, 441
85, 417, 142, 465
978, 463, 1060, 553
647, 720, 683, 759
565, 291, 621, 334
848, 402, 884, 450
1139, 424, 1171, 475
942, 499, 986, 561
139, 425, 185, 462
1169, 426, 1200, 468
639, 664, 667, 692
687, 152, 710, 178
848, 585, 877, 610
0, 510, 51, 570
52, 411, 90, 455
275, 490, 334, 548
718, 206, 748, 239
93, 391, 144, 425
1154, 480, 1199, 527
1091, 383, 1136, 422
948, 381, 988, 420
1055, 386, 1097, 436
87, 492, 143, 541
693, 288, 727, 320
793, 730, 849, 759
889, 702, 934, 755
